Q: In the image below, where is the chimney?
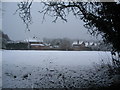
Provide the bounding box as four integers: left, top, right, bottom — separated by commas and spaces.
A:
77, 40, 79, 44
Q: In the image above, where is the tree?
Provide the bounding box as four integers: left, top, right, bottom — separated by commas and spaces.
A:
43, 38, 72, 50
59, 38, 72, 50
0, 31, 11, 49
17, 1, 120, 65
41, 2, 120, 52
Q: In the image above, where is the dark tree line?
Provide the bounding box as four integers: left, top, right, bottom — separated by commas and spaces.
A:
0, 31, 11, 49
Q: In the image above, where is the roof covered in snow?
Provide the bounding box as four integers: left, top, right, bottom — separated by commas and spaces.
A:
30, 44, 45, 46
72, 41, 84, 45
28, 39, 43, 42
72, 41, 99, 47
85, 42, 89, 47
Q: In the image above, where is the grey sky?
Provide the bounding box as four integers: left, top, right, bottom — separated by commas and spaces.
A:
0, 2, 2, 30
2, 2, 101, 41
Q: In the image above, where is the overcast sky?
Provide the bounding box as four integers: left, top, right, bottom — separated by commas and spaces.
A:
2, 2, 101, 41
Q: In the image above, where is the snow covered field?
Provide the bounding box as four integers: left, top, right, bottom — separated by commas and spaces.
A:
2, 50, 112, 88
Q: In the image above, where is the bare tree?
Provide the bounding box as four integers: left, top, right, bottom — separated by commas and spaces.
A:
17, 1, 120, 67
17, 1, 120, 52
59, 38, 72, 50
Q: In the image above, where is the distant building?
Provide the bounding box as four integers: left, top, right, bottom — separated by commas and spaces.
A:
72, 40, 91, 51
28, 39, 50, 50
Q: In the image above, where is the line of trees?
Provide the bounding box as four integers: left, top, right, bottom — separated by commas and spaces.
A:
43, 38, 73, 50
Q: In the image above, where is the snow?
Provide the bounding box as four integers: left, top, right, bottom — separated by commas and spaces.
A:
28, 39, 43, 42
28, 39, 39, 42
72, 41, 83, 45
72, 41, 78, 45
94, 43, 97, 46
2, 50, 112, 88
85, 42, 89, 47
30, 44, 45, 46
89, 42, 94, 45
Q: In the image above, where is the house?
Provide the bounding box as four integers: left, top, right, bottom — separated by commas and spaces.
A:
28, 39, 50, 50
72, 40, 91, 51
